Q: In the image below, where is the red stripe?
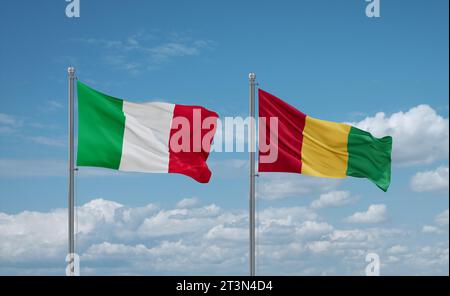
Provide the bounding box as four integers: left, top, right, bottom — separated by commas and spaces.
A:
258, 89, 306, 173
168, 104, 218, 183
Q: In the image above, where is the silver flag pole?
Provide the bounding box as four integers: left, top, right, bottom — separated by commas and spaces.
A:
248, 72, 256, 276
67, 66, 76, 276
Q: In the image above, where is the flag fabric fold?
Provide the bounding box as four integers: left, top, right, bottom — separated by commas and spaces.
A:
258, 89, 392, 191
76, 81, 218, 183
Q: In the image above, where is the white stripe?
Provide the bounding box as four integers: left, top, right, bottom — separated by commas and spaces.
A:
119, 101, 175, 173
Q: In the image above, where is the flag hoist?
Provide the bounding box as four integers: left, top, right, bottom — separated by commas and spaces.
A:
67, 66, 76, 276
248, 73, 257, 276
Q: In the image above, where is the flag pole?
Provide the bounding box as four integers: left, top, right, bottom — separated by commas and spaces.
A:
67, 66, 76, 276
248, 72, 256, 276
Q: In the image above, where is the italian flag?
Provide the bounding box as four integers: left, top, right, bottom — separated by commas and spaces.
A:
258, 89, 392, 191
76, 81, 218, 183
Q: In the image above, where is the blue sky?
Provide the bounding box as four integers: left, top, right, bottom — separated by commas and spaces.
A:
0, 0, 448, 275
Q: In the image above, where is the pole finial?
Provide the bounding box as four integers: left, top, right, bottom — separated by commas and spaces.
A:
248, 72, 256, 81
68, 67, 75, 76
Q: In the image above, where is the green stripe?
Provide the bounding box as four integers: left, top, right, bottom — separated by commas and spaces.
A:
76, 81, 125, 170
346, 127, 393, 192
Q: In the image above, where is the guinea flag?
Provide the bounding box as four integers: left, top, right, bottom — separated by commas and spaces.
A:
258, 89, 393, 191
76, 81, 218, 183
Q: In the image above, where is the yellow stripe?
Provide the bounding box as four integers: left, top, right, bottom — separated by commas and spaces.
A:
301, 116, 351, 178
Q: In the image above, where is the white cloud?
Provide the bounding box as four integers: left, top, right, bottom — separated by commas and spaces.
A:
420, 209, 449, 235
258, 206, 318, 226
258, 174, 340, 200
405, 243, 449, 274
0, 199, 447, 275
137, 204, 223, 238
0, 113, 22, 134
310, 191, 357, 209
79, 33, 214, 74
0, 113, 21, 127
295, 221, 333, 239
435, 209, 449, 226
205, 225, 247, 242
387, 245, 408, 254
422, 225, 443, 234
29, 136, 66, 147
345, 204, 387, 224
176, 197, 200, 208
81, 199, 123, 223
0, 112, 64, 145
306, 241, 332, 253
0, 199, 123, 263
149, 41, 209, 63
0, 199, 247, 274
353, 105, 449, 166
411, 166, 449, 192
47, 100, 63, 109
40, 100, 63, 112
329, 229, 369, 242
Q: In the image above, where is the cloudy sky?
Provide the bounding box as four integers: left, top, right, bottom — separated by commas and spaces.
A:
0, 0, 448, 275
